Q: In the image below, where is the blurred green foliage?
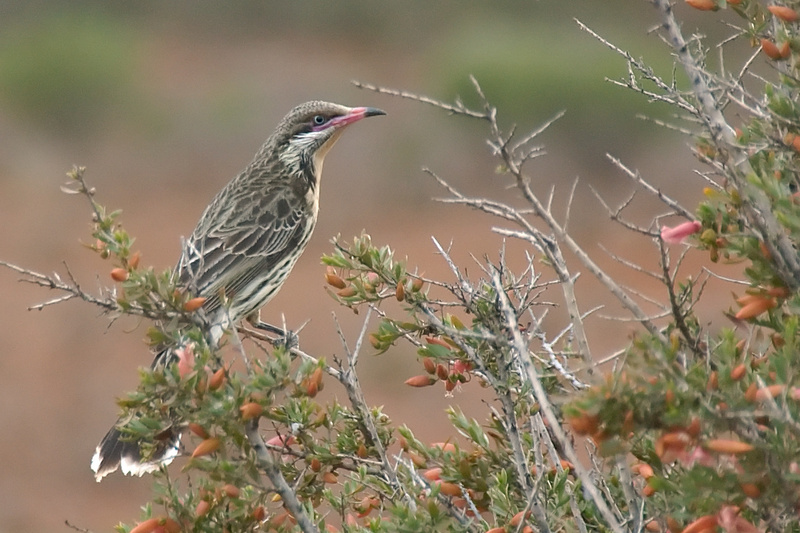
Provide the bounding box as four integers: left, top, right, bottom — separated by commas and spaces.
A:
435, 17, 680, 152
0, 0, 704, 157
0, 10, 139, 132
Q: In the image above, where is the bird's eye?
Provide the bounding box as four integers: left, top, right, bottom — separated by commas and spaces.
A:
312, 115, 327, 126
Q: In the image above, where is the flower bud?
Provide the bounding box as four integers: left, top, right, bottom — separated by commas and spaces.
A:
436, 481, 461, 497
768, 5, 799, 22
680, 515, 717, 533
305, 380, 318, 397
740, 482, 761, 498
128, 251, 141, 269
357, 443, 368, 458
703, 438, 754, 454
337, 286, 356, 298
411, 277, 424, 292
209, 368, 226, 390
240, 402, 263, 421
191, 437, 221, 458
183, 297, 207, 312
252, 506, 266, 521
222, 484, 240, 498
129, 518, 160, 533
325, 270, 347, 289
161, 518, 180, 533
405, 375, 437, 387
745, 382, 758, 403
423, 467, 442, 481
510, 510, 531, 527
195, 500, 210, 517
706, 371, 718, 390
761, 39, 785, 60
188, 423, 209, 439
755, 384, 785, 401
730, 364, 746, 381
685, 0, 717, 9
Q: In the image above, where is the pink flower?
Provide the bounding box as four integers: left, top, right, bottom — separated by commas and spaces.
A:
680, 446, 715, 468
717, 505, 760, 533
175, 344, 195, 379
452, 360, 472, 375
660, 220, 702, 244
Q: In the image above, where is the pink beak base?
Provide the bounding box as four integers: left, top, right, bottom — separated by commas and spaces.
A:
328, 106, 386, 129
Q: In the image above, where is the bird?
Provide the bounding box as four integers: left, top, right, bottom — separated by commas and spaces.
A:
91, 101, 385, 481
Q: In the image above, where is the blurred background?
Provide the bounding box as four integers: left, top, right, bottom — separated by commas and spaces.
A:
0, 1, 753, 531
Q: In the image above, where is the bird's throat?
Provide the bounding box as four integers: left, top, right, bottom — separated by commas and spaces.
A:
313, 128, 346, 176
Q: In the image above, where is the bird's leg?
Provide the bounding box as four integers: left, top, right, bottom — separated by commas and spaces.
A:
246, 311, 299, 349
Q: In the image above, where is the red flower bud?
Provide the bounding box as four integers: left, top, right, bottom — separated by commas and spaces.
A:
191, 437, 221, 458
768, 5, 799, 22
405, 375, 437, 387
240, 402, 263, 421
183, 297, 207, 312
686, 0, 718, 10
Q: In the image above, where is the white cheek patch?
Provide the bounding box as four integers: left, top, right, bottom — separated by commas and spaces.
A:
280, 128, 346, 177
280, 132, 322, 175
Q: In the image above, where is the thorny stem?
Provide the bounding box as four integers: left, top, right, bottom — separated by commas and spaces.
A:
605, 154, 694, 221
532, 415, 588, 533
490, 269, 625, 532
351, 80, 491, 120
477, 78, 663, 345
649, 0, 800, 288
332, 307, 419, 513
658, 240, 701, 358
245, 420, 320, 533
0, 259, 131, 315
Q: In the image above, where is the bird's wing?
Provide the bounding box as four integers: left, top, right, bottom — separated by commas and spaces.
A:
176, 180, 310, 315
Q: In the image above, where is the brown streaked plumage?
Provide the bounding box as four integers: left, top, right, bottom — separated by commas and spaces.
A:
91, 101, 385, 481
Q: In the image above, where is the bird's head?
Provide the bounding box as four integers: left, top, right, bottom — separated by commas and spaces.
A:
269, 101, 385, 177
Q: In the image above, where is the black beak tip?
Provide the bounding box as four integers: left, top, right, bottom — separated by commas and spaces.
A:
365, 107, 387, 118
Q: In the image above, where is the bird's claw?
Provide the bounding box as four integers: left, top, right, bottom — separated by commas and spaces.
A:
273, 330, 299, 350
250, 320, 298, 350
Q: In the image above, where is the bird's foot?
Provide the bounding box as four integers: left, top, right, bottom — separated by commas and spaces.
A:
249, 320, 299, 350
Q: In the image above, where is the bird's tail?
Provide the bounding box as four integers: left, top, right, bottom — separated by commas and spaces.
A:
91, 422, 181, 482
91, 346, 184, 482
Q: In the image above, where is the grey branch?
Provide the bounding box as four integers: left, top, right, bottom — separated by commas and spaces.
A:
244, 420, 320, 533
490, 269, 625, 532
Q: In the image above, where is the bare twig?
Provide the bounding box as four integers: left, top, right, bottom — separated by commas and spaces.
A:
245, 420, 320, 533
490, 268, 624, 532
333, 307, 418, 512
352, 80, 490, 120
649, 0, 800, 288
605, 154, 695, 220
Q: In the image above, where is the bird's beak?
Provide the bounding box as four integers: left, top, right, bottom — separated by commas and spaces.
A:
329, 107, 386, 129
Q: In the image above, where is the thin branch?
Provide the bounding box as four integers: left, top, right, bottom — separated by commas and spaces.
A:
334, 307, 418, 512
352, 80, 490, 120
490, 269, 625, 532
245, 420, 319, 533
64, 520, 93, 533
650, 0, 800, 288
605, 154, 694, 220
